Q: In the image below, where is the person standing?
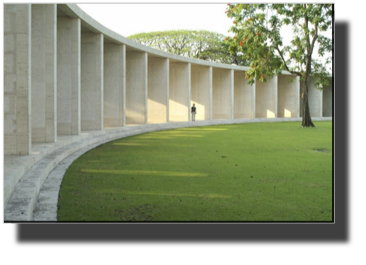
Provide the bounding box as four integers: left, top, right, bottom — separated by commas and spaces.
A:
191, 104, 197, 121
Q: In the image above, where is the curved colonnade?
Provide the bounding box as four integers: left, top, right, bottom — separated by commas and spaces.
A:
4, 4, 332, 221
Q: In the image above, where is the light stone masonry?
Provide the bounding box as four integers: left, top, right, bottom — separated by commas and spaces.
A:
323, 78, 332, 117
234, 70, 253, 119
104, 44, 125, 127
4, 4, 31, 155
191, 64, 211, 121
57, 17, 81, 135
301, 76, 323, 118
256, 76, 277, 118
31, 4, 57, 143
169, 62, 190, 122
126, 51, 148, 125
212, 68, 232, 120
148, 57, 169, 124
278, 75, 299, 118
81, 33, 104, 130
3, 3, 333, 221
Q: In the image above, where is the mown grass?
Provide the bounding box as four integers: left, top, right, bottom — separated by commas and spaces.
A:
57, 121, 333, 222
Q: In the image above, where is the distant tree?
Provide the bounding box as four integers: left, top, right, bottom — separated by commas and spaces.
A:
226, 4, 333, 127
128, 30, 248, 65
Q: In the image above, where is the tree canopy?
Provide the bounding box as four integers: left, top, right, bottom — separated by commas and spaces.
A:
128, 30, 248, 65
226, 4, 333, 127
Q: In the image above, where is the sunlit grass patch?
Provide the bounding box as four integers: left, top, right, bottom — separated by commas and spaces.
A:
80, 169, 208, 177
57, 121, 333, 222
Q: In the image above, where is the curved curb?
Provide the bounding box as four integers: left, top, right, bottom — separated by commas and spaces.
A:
5, 118, 331, 222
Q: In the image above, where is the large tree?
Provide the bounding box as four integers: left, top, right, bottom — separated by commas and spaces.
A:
128, 30, 248, 65
226, 4, 332, 127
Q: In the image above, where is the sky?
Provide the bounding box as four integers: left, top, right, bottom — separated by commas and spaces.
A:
77, 3, 234, 37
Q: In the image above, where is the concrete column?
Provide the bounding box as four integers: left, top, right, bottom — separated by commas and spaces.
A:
296, 76, 300, 118
253, 80, 256, 118
169, 62, 189, 122
144, 53, 148, 124
104, 43, 125, 127
209, 67, 213, 120
148, 56, 168, 124
322, 78, 332, 117
126, 51, 147, 125
212, 68, 232, 120
231, 70, 234, 119
278, 75, 299, 118
255, 76, 276, 118
81, 33, 104, 130
234, 71, 253, 119
274, 75, 278, 118
188, 63, 192, 121
301, 76, 322, 118
166, 59, 170, 123
122, 46, 126, 127
4, 4, 32, 155
57, 17, 81, 135
31, 4, 57, 143
191, 65, 211, 121
320, 87, 323, 118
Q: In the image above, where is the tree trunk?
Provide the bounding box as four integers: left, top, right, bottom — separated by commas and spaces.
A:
301, 76, 315, 127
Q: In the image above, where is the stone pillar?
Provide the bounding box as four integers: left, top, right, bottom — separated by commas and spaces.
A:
31, 4, 57, 143
4, 4, 32, 155
231, 70, 235, 119
191, 65, 211, 121
322, 78, 332, 117
57, 17, 81, 135
209, 67, 213, 120
234, 71, 253, 119
81, 33, 104, 131
169, 62, 190, 122
296, 76, 300, 118
148, 57, 169, 124
104, 44, 125, 127
166, 59, 170, 123
278, 75, 299, 118
255, 76, 276, 118
253, 80, 256, 118
274, 75, 278, 118
301, 76, 322, 118
212, 68, 232, 120
188, 63, 192, 121
126, 51, 148, 125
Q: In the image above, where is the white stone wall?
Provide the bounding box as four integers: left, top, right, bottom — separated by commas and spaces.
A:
104, 44, 125, 127
278, 75, 299, 118
234, 71, 253, 119
31, 4, 57, 143
148, 57, 169, 124
81, 33, 104, 130
3, 3, 332, 156
256, 76, 277, 118
4, 4, 32, 155
57, 17, 81, 135
126, 51, 147, 125
301, 77, 322, 117
323, 79, 332, 117
212, 68, 233, 120
169, 62, 190, 122
191, 64, 211, 121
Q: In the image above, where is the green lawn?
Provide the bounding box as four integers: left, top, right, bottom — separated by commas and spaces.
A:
57, 121, 333, 222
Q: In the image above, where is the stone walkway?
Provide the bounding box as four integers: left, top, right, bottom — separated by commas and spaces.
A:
4, 117, 332, 222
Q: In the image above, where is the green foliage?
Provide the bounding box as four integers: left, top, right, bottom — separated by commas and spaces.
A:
128, 30, 248, 65
225, 4, 333, 88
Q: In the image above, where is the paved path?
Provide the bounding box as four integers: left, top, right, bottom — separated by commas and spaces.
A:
4, 117, 332, 222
